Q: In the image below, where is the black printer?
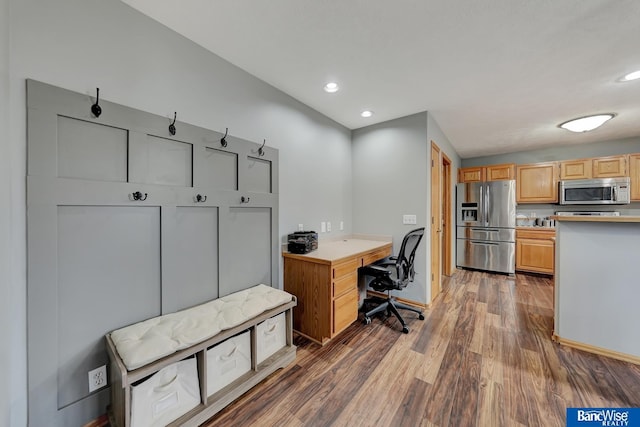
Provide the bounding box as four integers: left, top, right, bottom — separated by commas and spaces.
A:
287, 231, 318, 254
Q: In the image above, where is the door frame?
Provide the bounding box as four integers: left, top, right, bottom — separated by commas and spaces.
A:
441, 152, 453, 276
430, 141, 442, 303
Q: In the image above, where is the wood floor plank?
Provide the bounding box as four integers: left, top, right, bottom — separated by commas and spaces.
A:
200, 269, 640, 427
332, 346, 423, 426
390, 377, 432, 427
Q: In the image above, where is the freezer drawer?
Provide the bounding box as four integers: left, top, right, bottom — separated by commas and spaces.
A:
457, 238, 515, 274
457, 226, 515, 242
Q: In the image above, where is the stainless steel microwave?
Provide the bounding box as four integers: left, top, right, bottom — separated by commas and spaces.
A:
559, 177, 630, 205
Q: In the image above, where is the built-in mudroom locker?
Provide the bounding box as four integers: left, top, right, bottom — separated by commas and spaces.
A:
26, 80, 279, 426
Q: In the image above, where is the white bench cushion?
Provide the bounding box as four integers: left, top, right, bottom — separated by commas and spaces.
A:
110, 284, 293, 370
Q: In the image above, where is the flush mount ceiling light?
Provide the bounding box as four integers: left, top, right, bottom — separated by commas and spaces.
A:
361, 110, 373, 118
323, 82, 339, 93
621, 70, 640, 82
558, 114, 615, 133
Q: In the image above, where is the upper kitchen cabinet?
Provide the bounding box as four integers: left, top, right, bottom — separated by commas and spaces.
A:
560, 155, 627, 180
486, 163, 516, 181
458, 163, 515, 183
560, 158, 592, 180
516, 162, 559, 203
630, 153, 640, 201
458, 166, 484, 183
592, 155, 627, 178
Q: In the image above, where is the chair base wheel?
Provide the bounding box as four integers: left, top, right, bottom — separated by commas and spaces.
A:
363, 317, 372, 325
401, 326, 409, 334
418, 314, 425, 320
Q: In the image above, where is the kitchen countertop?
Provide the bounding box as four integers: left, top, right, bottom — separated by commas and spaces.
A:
551, 215, 640, 223
516, 226, 556, 231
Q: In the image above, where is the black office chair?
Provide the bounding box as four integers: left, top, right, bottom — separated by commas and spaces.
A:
360, 227, 425, 333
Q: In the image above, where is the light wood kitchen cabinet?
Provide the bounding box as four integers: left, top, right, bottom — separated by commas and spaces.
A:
458, 163, 515, 183
516, 228, 555, 275
283, 240, 391, 345
559, 155, 627, 180
516, 162, 559, 203
630, 153, 640, 201
486, 163, 516, 181
560, 158, 592, 180
458, 166, 484, 183
592, 155, 627, 178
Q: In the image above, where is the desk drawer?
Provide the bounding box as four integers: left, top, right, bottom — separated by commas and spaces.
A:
333, 289, 358, 335
333, 258, 359, 279
361, 247, 392, 267
333, 271, 357, 298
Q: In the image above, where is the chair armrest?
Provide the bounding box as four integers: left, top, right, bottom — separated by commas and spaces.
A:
373, 256, 397, 268
360, 265, 392, 277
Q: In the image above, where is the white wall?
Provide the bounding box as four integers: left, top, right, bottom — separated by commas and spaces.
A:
9, 0, 352, 424
1, 0, 13, 424
352, 113, 430, 303
352, 112, 461, 305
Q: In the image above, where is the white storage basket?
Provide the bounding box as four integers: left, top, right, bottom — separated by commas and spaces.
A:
206, 330, 251, 396
130, 358, 200, 427
256, 313, 286, 364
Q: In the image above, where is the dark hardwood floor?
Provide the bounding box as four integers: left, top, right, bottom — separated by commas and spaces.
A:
202, 270, 640, 427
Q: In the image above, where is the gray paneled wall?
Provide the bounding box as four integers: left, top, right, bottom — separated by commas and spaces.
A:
26, 80, 279, 425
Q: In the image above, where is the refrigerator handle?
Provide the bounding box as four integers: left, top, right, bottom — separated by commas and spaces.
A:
485, 184, 490, 227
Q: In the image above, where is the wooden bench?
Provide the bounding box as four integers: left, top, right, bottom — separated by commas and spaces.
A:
105, 286, 297, 427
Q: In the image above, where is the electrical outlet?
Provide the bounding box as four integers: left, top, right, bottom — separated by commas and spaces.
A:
327, 221, 332, 232
321, 222, 326, 233
88, 365, 107, 393
298, 223, 304, 231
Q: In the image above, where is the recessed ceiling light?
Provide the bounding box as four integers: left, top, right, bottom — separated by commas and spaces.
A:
621, 70, 640, 81
361, 110, 373, 118
558, 114, 615, 133
324, 82, 339, 93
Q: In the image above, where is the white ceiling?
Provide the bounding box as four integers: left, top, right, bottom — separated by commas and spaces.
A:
121, 0, 640, 158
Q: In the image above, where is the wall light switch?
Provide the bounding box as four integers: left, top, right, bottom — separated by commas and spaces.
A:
298, 223, 304, 231
327, 222, 332, 232
403, 214, 417, 225
321, 222, 326, 233
340, 221, 344, 231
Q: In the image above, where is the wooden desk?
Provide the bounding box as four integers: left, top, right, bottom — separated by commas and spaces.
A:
283, 239, 392, 345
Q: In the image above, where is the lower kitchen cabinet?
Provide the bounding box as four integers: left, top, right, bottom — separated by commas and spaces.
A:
516, 228, 555, 275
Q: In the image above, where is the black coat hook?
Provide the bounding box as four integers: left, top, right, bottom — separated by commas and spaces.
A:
169, 112, 177, 136
195, 194, 207, 203
91, 88, 102, 118
221, 127, 228, 147
258, 139, 266, 157
130, 191, 148, 201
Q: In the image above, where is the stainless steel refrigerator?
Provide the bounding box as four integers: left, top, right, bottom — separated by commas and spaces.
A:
456, 180, 516, 274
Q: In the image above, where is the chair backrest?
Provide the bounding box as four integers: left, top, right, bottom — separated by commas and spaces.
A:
395, 227, 425, 285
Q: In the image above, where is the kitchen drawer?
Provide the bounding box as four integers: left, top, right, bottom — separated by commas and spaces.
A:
333, 271, 357, 298
360, 247, 392, 267
333, 289, 358, 335
333, 258, 359, 279
516, 228, 555, 240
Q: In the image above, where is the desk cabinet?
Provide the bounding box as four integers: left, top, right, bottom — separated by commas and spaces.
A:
283, 241, 391, 345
